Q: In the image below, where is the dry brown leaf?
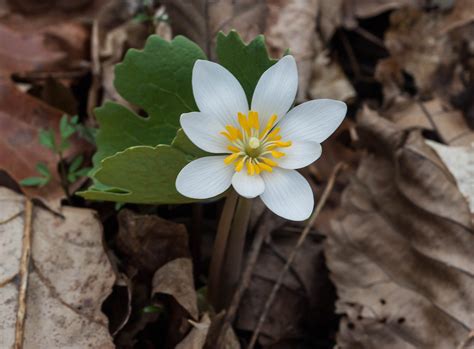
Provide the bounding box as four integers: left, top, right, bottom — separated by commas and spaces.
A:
318, 0, 344, 41
236, 227, 336, 346
379, 5, 474, 100
264, 0, 319, 101
309, 49, 356, 102
152, 258, 198, 321
379, 99, 474, 146
0, 186, 115, 348
427, 140, 474, 214
114, 209, 191, 347
204, 311, 241, 349
0, 21, 91, 203
344, 0, 416, 19
165, 0, 319, 100
116, 209, 190, 276
325, 111, 474, 349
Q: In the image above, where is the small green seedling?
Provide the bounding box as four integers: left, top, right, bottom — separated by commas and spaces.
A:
21, 115, 95, 199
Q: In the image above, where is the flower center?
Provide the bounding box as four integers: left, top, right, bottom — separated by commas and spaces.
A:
219, 111, 292, 176
248, 137, 260, 149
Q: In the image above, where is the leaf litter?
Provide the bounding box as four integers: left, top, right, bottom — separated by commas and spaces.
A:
1, 0, 474, 348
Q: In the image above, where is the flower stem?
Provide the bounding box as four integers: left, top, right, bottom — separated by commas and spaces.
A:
219, 196, 252, 310
208, 190, 238, 308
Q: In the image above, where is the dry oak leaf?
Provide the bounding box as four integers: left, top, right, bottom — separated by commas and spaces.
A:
0, 186, 115, 348
165, 0, 319, 100
152, 257, 198, 321
427, 140, 474, 215
326, 112, 474, 349
236, 228, 334, 346
0, 22, 90, 203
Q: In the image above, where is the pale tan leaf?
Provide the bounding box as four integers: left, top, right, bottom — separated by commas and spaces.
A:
0, 187, 115, 349
309, 50, 356, 102
326, 112, 474, 349
152, 258, 198, 321
427, 140, 474, 214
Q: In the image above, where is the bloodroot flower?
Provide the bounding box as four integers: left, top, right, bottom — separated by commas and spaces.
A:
176, 56, 347, 221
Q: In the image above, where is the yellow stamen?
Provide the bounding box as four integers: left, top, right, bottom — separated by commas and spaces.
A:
254, 163, 262, 174
267, 127, 281, 141
227, 145, 241, 153
235, 157, 245, 172
224, 153, 240, 165
260, 114, 277, 138
220, 131, 233, 141
248, 111, 259, 130
238, 112, 250, 135
257, 162, 273, 172
271, 151, 285, 158
225, 125, 242, 141
247, 161, 255, 176
274, 140, 292, 148
261, 157, 278, 167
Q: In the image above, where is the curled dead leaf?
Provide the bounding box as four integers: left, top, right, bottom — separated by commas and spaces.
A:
152, 258, 198, 321
326, 111, 474, 349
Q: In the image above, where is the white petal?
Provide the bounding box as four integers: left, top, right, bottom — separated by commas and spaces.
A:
251, 55, 298, 126
176, 156, 234, 199
192, 60, 248, 127
180, 112, 228, 154
231, 171, 265, 198
260, 168, 314, 221
278, 99, 347, 143
277, 141, 322, 170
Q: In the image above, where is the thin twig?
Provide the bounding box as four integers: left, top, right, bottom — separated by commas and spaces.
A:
353, 26, 385, 49
208, 190, 238, 308
220, 197, 253, 309
339, 31, 361, 79
247, 163, 347, 349
14, 199, 34, 349
215, 212, 285, 347
456, 330, 474, 349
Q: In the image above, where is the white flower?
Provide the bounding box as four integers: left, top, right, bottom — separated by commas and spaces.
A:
176, 56, 346, 221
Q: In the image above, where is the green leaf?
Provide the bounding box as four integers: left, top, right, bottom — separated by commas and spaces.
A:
20, 176, 49, 187
216, 30, 277, 103
39, 129, 56, 151
69, 155, 84, 173
60, 139, 71, 151
67, 173, 77, 183
142, 305, 163, 314
78, 145, 195, 204
93, 35, 206, 166
75, 167, 92, 177
171, 129, 211, 159
59, 115, 76, 140
36, 162, 51, 178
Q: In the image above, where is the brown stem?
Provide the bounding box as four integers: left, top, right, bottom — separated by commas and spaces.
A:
58, 153, 71, 203
208, 190, 238, 308
247, 163, 347, 349
219, 196, 253, 310
215, 212, 285, 347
